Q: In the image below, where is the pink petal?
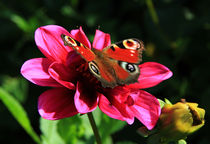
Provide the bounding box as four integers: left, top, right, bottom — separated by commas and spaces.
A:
99, 94, 134, 124
35, 25, 73, 63
70, 27, 91, 48
128, 62, 173, 89
74, 82, 99, 113
48, 62, 76, 90
21, 58, 61, 87
38, 88, 78, 120
100, 87, 135, 124
92, 29, 111, 50
129, 90, 161, 130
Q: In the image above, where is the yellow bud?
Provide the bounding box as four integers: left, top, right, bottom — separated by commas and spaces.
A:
157, 101, 205, 143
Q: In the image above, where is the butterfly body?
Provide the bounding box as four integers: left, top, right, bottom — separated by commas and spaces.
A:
61, 34, 144, 88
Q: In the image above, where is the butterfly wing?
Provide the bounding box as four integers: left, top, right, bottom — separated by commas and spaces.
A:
61, 34, 117, 87
102, 39, 144, 64
98, 39, 144, 87
88, 55, 117, 88
89, 46, 142, 88
88, 55, 140, 88
61, 34, 95, 62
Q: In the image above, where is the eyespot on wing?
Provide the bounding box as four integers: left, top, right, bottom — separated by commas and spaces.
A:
61, 34, 96, 62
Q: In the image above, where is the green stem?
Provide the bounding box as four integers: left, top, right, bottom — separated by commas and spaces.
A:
145, 0, 173, 47
145, 0, 159, 25
87, 112, 102, 144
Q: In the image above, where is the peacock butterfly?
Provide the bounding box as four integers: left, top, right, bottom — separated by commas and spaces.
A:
61, 34, 144, 88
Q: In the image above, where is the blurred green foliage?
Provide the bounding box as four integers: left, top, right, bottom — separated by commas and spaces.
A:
0, 0, 210, 143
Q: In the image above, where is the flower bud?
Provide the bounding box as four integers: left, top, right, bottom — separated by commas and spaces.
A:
156, 101, 205, 143
138, 100, 205, 144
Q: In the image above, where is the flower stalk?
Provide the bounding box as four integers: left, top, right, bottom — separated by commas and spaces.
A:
145, 0, 159, 25
87, 112, 102, 144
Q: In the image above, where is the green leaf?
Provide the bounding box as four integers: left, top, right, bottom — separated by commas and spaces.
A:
164, 98, 172, 105
0, 87, 40, 144
61, 6, 77, 17
158, 99, 166, 108
178, 139, 187, 144
103, 135, 113, 144
100, 113, 126, 136
1, 76, 28, 103
97, 110, 126, 143
80, 114, 95, 139
10, 14, 30, 32
57, 116, 85, 144
40, 118, 65, 144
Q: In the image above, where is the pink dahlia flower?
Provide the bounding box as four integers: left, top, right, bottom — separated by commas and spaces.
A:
21, 25, 172, 130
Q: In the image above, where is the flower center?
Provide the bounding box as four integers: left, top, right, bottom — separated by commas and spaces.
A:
67, 52, 103, 90
76, 62, 102, 88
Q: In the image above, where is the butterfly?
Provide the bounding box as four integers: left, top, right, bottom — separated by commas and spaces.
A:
61, 34, 144, 88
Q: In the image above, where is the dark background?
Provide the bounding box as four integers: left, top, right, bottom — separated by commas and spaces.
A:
0, 0, 209, 143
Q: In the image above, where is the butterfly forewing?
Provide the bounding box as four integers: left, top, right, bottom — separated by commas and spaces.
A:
61, 34, 95, 62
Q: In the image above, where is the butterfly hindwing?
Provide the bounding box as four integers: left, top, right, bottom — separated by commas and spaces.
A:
61, 34, 95, 62
88, 48, 141, 88
88, 58, 140, 88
